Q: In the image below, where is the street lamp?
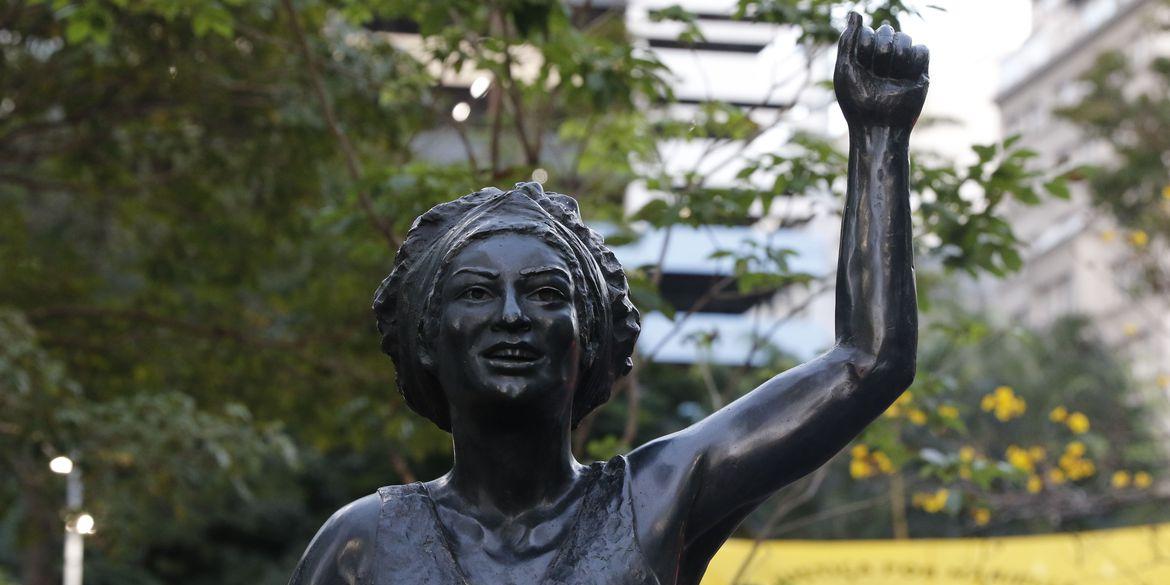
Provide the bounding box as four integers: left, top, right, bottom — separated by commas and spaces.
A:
50, 455, 87, 585
469, 75, 491, 99
451, 101, 471, 122
73, 513, 96, 535
49, 456, 73, 475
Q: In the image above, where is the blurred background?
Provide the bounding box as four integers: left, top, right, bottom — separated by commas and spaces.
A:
3, 0, 1170, 583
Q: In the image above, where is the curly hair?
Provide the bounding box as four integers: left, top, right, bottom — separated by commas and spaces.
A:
372, 182, 640, 432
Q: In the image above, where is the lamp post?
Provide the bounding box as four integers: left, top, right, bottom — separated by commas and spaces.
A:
50, 455, 91, 585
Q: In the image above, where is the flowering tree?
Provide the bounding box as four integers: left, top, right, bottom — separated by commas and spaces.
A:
844, 313, 1163, 538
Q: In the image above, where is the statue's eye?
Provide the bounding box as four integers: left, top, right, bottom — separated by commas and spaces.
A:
531, 287, 567, 303
459, 286, 492, 301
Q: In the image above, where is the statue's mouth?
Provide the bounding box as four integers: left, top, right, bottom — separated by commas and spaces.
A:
481, 342, 544, 370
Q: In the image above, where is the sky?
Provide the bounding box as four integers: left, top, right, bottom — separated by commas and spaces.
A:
898, 0, 1035, 157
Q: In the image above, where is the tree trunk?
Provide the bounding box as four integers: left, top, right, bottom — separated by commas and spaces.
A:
890, 472, 910, 540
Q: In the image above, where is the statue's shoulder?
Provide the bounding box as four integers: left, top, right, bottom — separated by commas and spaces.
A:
322, 491, 383, 540
288, 492, 382, 585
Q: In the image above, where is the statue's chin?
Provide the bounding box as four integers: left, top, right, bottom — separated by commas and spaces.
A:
478, 376, 548, 400
488, 382, 531, 399
470, 374, 571, 410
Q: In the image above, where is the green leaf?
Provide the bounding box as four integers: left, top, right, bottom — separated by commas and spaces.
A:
1044, 177, 1071, 200
972, 143, 997, 164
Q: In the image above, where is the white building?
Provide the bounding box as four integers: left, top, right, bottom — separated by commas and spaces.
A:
988, 0, 1170, 414
616, 0, 844, 365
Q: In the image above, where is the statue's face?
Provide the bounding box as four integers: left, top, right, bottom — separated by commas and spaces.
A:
433, 232, 582, 424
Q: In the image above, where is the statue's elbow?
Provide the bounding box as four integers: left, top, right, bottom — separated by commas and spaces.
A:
871, 349, 916, 391
842, 345, 915, 391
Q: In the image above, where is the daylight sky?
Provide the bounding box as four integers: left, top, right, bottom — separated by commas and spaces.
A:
899, 0, 1034, 156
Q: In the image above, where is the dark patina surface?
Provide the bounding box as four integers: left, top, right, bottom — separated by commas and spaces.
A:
290, 12, 927, 585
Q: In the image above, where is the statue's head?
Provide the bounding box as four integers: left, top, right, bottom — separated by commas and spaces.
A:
373, 182, 640, 432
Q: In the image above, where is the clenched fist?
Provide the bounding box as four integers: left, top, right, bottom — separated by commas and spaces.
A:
834, 12, 929, 130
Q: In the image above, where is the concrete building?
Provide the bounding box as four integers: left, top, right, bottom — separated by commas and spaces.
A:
990, 0, 1170, 413
616, 0, 844, 365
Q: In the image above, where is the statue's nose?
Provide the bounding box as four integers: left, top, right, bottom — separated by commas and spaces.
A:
493, 289, 531, 331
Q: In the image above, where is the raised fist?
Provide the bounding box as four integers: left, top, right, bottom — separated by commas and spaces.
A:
834, 12, 929, 130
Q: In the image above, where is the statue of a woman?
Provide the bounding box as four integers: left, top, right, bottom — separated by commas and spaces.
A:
290, 13, 927, 585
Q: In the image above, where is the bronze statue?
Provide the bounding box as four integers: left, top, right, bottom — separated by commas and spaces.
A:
289, 13, 926, 585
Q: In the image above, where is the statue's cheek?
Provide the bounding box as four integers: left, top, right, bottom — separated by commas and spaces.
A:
542, 310, 579, 347
440, 306, 488, 339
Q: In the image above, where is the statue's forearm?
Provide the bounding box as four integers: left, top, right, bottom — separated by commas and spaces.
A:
834, 125, 917, 387
632, 128, 922, 540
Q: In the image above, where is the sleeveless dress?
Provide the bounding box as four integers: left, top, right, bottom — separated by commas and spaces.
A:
373, 456, 660, 584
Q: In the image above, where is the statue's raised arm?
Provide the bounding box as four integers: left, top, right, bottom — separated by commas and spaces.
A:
626, 12, 926, 578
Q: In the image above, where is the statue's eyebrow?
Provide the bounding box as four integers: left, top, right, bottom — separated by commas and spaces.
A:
519, 266, 571, 280
452, 267, 499, 279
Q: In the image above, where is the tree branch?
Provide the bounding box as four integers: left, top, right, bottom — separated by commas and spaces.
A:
731, 467, 830, 585
280, 0, 401, 249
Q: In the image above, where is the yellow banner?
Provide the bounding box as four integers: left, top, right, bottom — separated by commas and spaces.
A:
704, 523, 1170, 585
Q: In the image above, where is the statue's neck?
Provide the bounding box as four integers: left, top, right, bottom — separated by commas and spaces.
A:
444, 411, 582, 518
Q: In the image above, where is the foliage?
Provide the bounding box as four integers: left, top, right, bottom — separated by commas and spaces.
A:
833, 312, 1162, 538
0, 310, 298, 585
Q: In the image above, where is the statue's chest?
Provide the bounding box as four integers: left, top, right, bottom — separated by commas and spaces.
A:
372, 460, 659, 585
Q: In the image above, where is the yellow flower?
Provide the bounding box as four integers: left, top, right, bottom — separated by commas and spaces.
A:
1112, 471, 1131, 488
1060, 450, 1096, 480
983, 386, 1026, 421
1050, 406, 1068, 422
1162, 185, 1170, 200
1048, 469, 1066, 484
1027, 475, 1043, 494
1129, 230, 1149, 247
873, 451, 895, 474
1074, 460, 1096, 480
851, 444, 869, 459
981, 394, 996, 412
1028, 446, 1047, 461
908, 409, 928, 426
1067, 412, 1090, 434
959, 466, 972, 480
914, 488, 950, 513
1100, 229, 1117, 242
1006, 445, 1034, 473
1135, 471, 1153, 489
884, 404, 902, 418
1156, 374, 1170, 389
850, 459, 874, 479
972, 507, 991, 526
938, 405, 959, 420
997, 399, 1026, 421
959, 446, 976, 463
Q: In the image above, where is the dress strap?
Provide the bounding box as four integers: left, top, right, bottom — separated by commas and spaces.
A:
373, 484, 468, 585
